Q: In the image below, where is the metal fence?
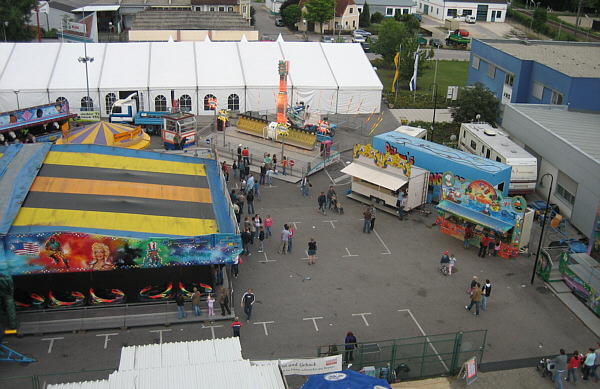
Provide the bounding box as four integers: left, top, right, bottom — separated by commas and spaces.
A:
317, 330, 487, 383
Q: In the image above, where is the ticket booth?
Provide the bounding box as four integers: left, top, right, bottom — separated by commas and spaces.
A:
162, 113, 197, 150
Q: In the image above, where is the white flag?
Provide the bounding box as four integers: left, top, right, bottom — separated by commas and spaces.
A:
409, 46, 420, 92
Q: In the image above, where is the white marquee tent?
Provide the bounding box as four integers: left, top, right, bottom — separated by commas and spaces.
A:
0, 38, 383, 116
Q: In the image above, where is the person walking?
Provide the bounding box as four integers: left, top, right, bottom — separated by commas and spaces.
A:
278, 224, 291, 254
219, 286, 231, 316
479, 235, 489, 258
362, 206, 372, 234
264, 215, 273, 238
550, 349, 568, 389
440, 251, 450, 269
246, 174, 255, 195
242, 147, 249, 166
231, 255, 239, 278
246, 190, 255, 215
253, 214, 262, 241
237, 144, 242, 165
241, 288, 255, 322
318, 192, 327, 215
583, 347, 598, 381
207, 293, 215, 316
281, 156, 288, 176
344, 332, 358, 364
232, 161, 238, 179
465, 282, 482, 316
307, 237, 317, 265
326, 186, 337, 210
565, 350, 581, 383
448, 253, 456, 275
397, 192, 408, 220
301, 176, 311, 198
241, 227, 252, 256
191, 286, 202, 316
464, 225, 473, 249
260, 163, 266, 185
370, 204, 377, 231
266, 167, 274, 186
481, 280, 492, 311
175, 291, 186, 319
287, 224, 294, 253
258, 226, 265, 253
487, 236, 495, 257
231, 317, 242, 337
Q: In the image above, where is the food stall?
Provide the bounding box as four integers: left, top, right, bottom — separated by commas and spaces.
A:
435, 172, 533, 259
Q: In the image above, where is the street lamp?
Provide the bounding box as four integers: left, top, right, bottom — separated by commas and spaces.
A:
303, 19, 306, 41
530, 173, 554, 285
78, 54, 94, 111
428, 82, 438, 143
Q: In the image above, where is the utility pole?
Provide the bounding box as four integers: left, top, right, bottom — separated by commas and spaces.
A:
574, 0, 583, 39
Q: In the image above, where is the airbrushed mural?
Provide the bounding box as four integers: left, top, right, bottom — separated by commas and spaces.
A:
5, 232, 242, 276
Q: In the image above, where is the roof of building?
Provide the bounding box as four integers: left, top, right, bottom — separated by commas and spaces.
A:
508, 104, 600, 164
478, 39, 600, 78
131, 10, 253, 30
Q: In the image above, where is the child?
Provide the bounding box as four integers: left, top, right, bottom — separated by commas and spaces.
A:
207, 293, 215, 316
494, 240, 501, 257
258, 226, 265, 253
232, 317, 242, 337
449, 254, 456, 275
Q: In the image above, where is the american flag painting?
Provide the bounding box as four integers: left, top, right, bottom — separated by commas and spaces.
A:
12, 242, 40, 256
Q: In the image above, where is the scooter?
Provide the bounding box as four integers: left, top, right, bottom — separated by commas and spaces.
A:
536, 357, 555, 378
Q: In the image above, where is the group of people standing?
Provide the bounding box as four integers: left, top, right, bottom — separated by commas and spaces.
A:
174, 285, 231, 320
549, 344, 599, 388
465, 276, 492, 317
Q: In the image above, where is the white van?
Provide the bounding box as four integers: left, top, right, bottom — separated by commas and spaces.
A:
466, 15, 476, 24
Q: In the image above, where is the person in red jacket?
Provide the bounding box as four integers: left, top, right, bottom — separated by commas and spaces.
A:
566, 350, 581, 383
478, 234, 489, 258
231, 317, 242, 337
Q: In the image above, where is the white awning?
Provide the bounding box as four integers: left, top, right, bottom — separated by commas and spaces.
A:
73, 5, 120, 12
341, 162, 408, 190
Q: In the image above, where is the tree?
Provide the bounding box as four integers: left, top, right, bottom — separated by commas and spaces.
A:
279, 0, 299, 21
0, 0, 38, 41
371, 12, 384, 24
359, 3, 371, 28
396, 36, 432, 84
450, 82, 500, 126
532, 7, 547, 32
304, 0, 336, 34
283, 4, 302, 26
372, 19, 408, 62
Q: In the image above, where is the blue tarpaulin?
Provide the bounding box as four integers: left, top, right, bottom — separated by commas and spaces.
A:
301, 369, 391, 389
436, 200, 514, 232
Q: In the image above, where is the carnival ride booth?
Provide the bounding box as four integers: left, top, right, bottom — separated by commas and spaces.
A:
0, 143, 240, 323
0, 101, 76, 143
55, 121, 151, 150
162, 112, 197, 150
558, 252, 600, 318
435, 174, 533, 259
341, 144, 429, 213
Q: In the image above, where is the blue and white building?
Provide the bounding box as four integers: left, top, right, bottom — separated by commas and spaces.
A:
468, 39, 600, 113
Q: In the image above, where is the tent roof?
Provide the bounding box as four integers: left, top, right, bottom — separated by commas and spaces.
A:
0, 43, 61, 92
280, 42, 338, 90
99, 43, 151, 90
236, 41, 285, 88
149, 41, 198, 89
48, 43, 107, 91
194, 41, 245, 88
321, 43, 383, 90
0, 43, 15, 78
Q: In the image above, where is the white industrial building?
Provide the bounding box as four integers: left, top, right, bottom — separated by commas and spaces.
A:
501, 103, 600, 236
416, 0, 507, 22
0, 37, 382, 117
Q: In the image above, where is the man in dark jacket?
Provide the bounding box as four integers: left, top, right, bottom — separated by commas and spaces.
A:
318, 192, 327, 215
241, 228, 252, 256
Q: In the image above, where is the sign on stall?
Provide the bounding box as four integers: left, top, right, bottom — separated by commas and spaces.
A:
278, 355, 343, 375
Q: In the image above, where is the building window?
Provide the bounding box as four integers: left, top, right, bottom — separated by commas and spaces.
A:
218, 6, 224, 11
472, 56, 480, 70
56, 97, 68, 105
532, 81, 544, 100
556, 184, 576, 206
353, 20, 356, 27
349, 7, 353, 13
487, 63, 496, 79
105, 93, 117, 115
228, 7, 233, 12
403, 9, 408, 14
551, 90, 564, 105
228, 94, 240, 110
504, 73, 514, 87
447, 9, 457, 17
386, 8, 393, 16
463, 10, 473, 16
155, 95, 167, 111
179, 94, 192, 112
243, 5, 247, 14
496, 11, 502, 19
81, 96, 93, 111
470, 140, 477, 150
204, 94, 217, 111
210, 6, 215, 11
496, 156, 502, 162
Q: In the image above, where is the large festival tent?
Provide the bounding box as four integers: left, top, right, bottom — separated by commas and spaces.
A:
0, 39, 382, 115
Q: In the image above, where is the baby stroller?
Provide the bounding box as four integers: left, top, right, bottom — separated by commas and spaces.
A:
536, 358, 555, 378
331, 196, 344, 215
438, 264, 448, 276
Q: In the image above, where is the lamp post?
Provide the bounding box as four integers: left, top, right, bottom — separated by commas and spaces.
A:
78, 54, 94, 111
303, 19, 306, 41
428, 82, 438, 143
530, 173, 554, 285
3, 21, 7, 42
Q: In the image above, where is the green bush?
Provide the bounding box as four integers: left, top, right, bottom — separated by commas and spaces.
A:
371, 12, 384, 24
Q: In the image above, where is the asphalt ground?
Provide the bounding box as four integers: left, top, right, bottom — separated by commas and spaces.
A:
1, 118, 598, 388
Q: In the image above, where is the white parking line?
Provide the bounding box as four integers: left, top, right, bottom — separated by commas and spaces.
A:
373, 229, 391, 255
255, 321, 274, 336
259, 251, 276, 263
42, 337, 64, 353
289, 221, 302, 230
150, 329, 171, 344
96, 333, 118, 349
352, 313, 372, 327
303, 317, 323, 331
201, 325, 223, 339
398, 309, 449, 372
343, 247, 359, 258
323, 220, 338, 228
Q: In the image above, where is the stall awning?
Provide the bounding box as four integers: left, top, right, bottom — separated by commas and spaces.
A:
436, 200, 514, 232
341, 162, 407, 190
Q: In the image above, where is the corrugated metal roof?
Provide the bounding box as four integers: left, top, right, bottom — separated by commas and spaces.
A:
48, 338, 286, 389
508, 104, 600, 164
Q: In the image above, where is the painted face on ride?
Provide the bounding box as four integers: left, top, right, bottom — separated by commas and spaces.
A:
93, 247, 105, 262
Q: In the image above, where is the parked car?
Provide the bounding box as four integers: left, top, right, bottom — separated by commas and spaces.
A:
452, 15, 466, 22
260, 35, 275, 41
457, 29, 470, 37
337, 36, 351, 43
429, 38, 443, 48
275, 18, 285, 27
320, 35, 335, 43
413, 13, 422, 22
361, 41, 371, 52
466, 15, 476, 24
352, 35, 366, 43
353, 29, 371, 38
